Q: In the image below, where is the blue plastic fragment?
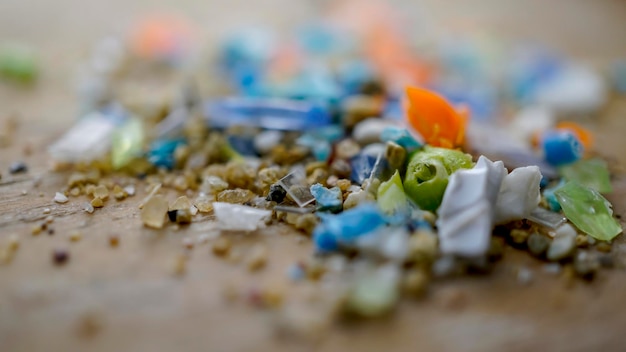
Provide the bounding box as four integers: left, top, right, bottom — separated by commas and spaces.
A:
380, 126, 422, 151
147, 138, 186, 170
349, 153, 378, 185
287, 263, 306, 281
227, 135, 258, 156
542, 130, 583, 166
205, 97, 332, 131
296, 134, 332, 161
310, 183, 343, 213
313, 204, 387, 252
337, 60, 376, 95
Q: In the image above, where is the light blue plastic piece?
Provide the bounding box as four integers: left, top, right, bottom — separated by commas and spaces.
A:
313, 204, 387, 252
204, 97, 332, 131
543, 180, 566, 212
380, 126, 422, 151
310, 184, 342, 213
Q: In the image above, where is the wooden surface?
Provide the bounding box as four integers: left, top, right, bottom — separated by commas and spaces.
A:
2, 1, 626, 351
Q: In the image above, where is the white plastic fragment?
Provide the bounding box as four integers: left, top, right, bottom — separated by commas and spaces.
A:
254, 130, 284, 154
48, 112, 117, 162
123, 185, 136, 196
83, 202, 94, 214
533, 64, 607, 115
437, 156, 507, 257
494, 166, 542, 224
509, 106, 555, 145
53, 192, 68, 204
213, 202, 272, 232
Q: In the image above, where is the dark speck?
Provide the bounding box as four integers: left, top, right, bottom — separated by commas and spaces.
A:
167, 210, 178, 222
9, 161, 28, 174
53, 249, 69, 265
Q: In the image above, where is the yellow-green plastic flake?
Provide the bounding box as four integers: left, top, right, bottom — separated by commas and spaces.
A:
554, 182, 622, 241
377, 170, 408, 215
112, 118, 144, 170
403, 146, 473, 211
559, 158, 612, 194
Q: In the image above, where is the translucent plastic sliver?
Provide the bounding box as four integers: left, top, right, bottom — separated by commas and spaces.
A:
527, 207, 567, 229
274, 205, 316, 214
277, 168, 315, 207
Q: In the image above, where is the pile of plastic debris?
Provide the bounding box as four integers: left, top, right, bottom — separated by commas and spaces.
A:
15, 2, 622, 326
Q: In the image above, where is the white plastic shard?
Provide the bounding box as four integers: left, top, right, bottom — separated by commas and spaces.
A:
213, 202, 272, 232
48, 112, 117, 162
437, 156, 506, 257
494, 166, 542, 224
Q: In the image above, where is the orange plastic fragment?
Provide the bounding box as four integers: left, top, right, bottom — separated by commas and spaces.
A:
130, 15, 193, 61
555, 121, 594, 149
405, 87, 468, 149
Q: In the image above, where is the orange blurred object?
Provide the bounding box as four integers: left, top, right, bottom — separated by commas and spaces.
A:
405, 87, 469, 149
555, 121, 594, 149
130, 15, 194, 61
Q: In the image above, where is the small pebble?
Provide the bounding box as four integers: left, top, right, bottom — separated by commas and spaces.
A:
45, 215, 54, 224
9, 161, 28, 174
509, 229, 529, 246
247, 244, 268, 271
517, 267, 534, 285
91, 197, 104, 208
43, 208, 51, 214
547, 224, 577, 261
403, 269, 429, 297
573, 251, 599, 280
69, 231, 82, 242
31, 224, 42, 235
335, 139, 361, 160
385, 141, 406, 169
7, 234, 19, 251
212, 237, 231, 257
53, 248, 69, 265
47, 228, 55, 236
575, 234, 588, 247
528, 233, 550, 257
109, 234, 119, 247
543, 263, 562, 275
53, 192, 69, 204
93, 185, 109, 200
172, 254, 187, 276
596, 242, 612, 253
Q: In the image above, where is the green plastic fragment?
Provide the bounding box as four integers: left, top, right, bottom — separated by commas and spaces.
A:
0, 44, 38, 83
346, 268, 399, 317
112, 118, 144, 169
403, 146, 473, 211
554, 182, 622, 241
559, 158, 612, 194
377, 170, 408, 215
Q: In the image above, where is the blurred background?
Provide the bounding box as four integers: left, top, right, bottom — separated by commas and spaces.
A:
1, 1, 626, 351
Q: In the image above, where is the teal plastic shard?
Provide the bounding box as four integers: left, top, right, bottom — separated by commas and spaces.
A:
554, 182, 622, 241
112, 117, 144, 169
559, 158, 612, 194
377, 170, 408, 215
403, 146, 473, 211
